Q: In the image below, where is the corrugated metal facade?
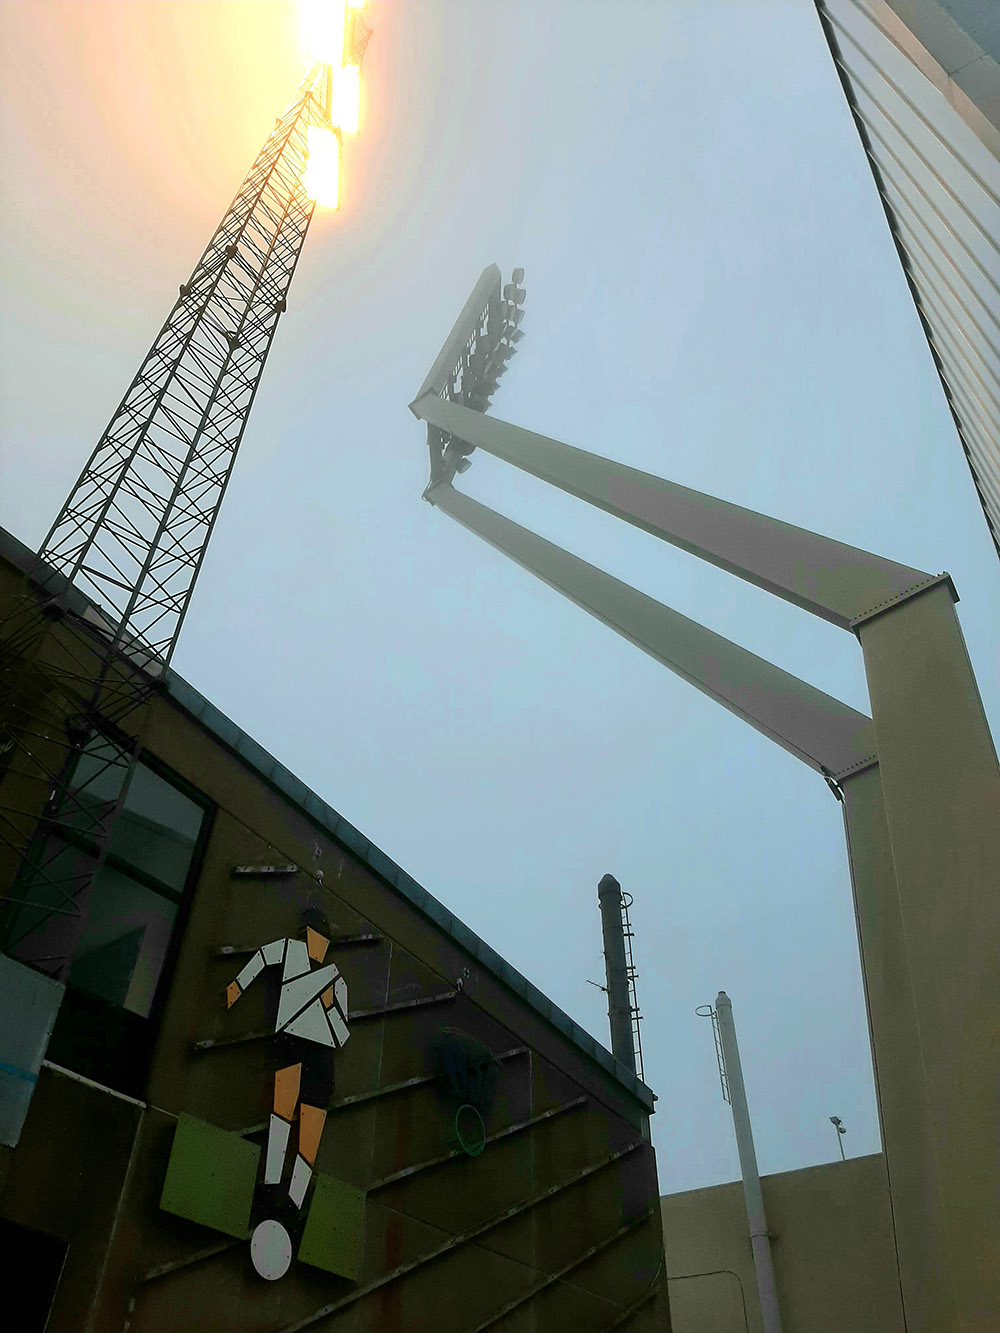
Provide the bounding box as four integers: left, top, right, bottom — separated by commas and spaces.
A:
816, 0, 1000, 558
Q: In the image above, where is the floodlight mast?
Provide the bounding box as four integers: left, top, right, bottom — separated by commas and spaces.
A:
409, 267, 1000, 1330
411, 264, 526, 493
0, 8, 374, 985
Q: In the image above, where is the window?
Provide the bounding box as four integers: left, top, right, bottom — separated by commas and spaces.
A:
2, 744, 208, 1095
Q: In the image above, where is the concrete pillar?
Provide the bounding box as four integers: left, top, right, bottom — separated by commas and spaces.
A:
857, 583, 1000, 1330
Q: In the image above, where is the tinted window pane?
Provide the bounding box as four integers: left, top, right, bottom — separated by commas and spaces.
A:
53, 736, 127, 835
3, 837, 96, 977
110, 764, 202, 890
68, 863, 178, 1017
56, 753, 203, 892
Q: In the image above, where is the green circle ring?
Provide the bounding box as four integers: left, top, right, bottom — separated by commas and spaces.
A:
453, 1103, 486, 1157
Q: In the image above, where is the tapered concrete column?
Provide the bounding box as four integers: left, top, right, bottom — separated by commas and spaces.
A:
839, 766, 933, 1330
857, 582, 1000, 1331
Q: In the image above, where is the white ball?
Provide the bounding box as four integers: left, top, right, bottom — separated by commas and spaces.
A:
250, 1218, 292, 1281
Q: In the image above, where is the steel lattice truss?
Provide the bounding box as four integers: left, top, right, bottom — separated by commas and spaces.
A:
41, 64, 328, 664
0, 63, 335, 980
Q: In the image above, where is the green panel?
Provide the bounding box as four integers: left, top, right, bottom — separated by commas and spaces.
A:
159, 1113, 259, 1239
298, 1173, 366, 1279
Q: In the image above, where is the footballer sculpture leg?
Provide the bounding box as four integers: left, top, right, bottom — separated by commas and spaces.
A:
289, 1103, 326, 1208
265, 1064, 301, 1185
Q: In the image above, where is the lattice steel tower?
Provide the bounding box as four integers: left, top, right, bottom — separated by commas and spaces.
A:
0, 9, 371, 981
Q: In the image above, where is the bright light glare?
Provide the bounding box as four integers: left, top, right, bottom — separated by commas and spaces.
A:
332, 64, 361, 135
300, 0, 347, 65
304, 126, 341, 208
347, 0, 365, 9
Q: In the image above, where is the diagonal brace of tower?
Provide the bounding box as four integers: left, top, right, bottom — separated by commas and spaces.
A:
0, 50, 360, 981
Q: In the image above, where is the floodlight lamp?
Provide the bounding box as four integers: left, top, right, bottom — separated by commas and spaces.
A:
508, 307, 525, 326
503, 284, 526, 304
829, 1115, 842, 1126
332, 63, 361, 135
511, 267, 524, 284
304, 126, 341, 208
509, 329, 525, 344
455, 457, 472, 474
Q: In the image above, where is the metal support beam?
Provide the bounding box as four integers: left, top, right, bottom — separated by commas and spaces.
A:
412, 393, 942, 629
426, 483, 877, 780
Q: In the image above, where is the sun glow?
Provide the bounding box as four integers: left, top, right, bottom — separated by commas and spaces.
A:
300, 1, 347, 65
304, 125, 341, 209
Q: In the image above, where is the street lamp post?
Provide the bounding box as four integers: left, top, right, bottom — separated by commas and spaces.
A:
830, 1115, 847, 1162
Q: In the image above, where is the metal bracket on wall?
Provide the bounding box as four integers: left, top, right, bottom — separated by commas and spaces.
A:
469, 1209, 657, 1333
233, 1047, 530, 1138
214, 933, 383, 956
274, 1140, 645, 1333
193, 989, 458, 1051
230, 864, 299, 878
366, 1095, 587, 1193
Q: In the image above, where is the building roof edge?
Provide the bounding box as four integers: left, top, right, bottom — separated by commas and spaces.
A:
0, 523, 655, 1113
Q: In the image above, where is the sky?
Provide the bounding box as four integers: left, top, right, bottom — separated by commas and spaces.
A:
1, 0, 998, 1197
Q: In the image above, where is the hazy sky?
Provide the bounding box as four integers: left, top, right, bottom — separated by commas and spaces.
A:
2, 0, 998, 1196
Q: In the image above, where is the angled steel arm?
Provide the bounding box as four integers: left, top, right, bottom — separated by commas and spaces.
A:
412, 395, 944, 630
427, 483, 876, 780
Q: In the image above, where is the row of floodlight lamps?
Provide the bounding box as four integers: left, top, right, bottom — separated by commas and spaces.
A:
302, 0, 370, 209
440, 268, 525, 478
457, 268, 526, 414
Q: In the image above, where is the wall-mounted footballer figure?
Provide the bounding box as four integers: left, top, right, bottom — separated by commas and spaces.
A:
225, 910, 350, 1280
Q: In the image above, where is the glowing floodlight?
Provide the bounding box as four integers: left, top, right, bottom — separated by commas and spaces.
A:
301, 1, 348, 65
332, 63, 361, 135
304, 126, 342, 209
